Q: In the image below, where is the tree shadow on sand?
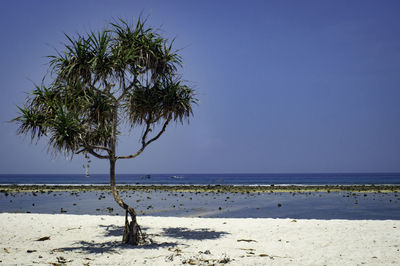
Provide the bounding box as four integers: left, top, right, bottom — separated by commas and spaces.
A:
99, 224, 229, 241
59, 225, 175, 254
98, 224, 149, 237
161, 227, 229, 240
59, 224, 228, 254
60, 239, 178, 254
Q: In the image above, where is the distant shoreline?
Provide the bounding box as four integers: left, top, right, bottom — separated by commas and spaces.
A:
1, 184, 400, 193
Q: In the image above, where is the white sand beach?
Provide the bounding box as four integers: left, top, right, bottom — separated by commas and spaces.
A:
1, 213, 399, 265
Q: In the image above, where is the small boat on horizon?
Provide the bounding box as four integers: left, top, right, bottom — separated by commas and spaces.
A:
170, 175, 184, 179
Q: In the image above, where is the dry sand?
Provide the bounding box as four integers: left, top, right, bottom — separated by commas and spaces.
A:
1, 213, 399, 265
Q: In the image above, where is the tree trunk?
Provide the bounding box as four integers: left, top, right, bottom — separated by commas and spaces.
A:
109, 159, 141, 245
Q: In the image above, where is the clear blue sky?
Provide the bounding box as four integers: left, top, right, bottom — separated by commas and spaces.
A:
1, 0, 399, 174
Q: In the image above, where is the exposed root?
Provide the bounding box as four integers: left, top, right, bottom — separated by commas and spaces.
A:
122, 209, 149, 245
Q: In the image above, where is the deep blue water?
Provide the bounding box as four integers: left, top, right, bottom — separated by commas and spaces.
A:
0, 173, 400, 185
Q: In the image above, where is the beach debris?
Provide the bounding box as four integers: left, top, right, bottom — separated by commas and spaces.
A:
165, 254, 174, 262
291, 219, 297, 222
66, 226, 81, 231
264, 254, 275, 260
56, 256, 72, 264
26, 249, 37, 253
166, 247, 183, 262
237, 239, 257, 242
36, 236, 50, 241
196, 256, 232, 264
4, 248, 9, 253
168, 247, 182, 253
198, 250, 211, 255
57, 256, 66, 263
182, 258, 197, 265
218, 254, 232, 264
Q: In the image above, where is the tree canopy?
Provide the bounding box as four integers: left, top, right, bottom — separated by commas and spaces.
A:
14, 18, 197, 160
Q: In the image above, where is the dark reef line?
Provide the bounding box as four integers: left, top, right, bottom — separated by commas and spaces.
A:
1, 184, 400, 193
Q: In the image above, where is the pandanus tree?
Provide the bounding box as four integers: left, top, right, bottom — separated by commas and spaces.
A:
13, 18, 197, 245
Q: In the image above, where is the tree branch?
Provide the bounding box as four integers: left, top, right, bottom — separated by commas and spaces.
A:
87, 147, 110, 159
76, 145, 110, 159
117, 118, 171, 160
89, 81, 114, 99
116, 147, 145, 160
77, 143, 112, 154
117, 74, 137, 101
145, 117, 171, 147
104, 79, 111, 94
88, 144, 112, 153
141, 117, 152, 146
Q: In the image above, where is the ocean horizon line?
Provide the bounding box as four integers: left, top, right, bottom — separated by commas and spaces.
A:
1, 173, 399, 186
1, 172, 400, 175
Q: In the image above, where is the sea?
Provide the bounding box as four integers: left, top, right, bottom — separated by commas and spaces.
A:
1, 172, 400, 185
1, 173, 400, 220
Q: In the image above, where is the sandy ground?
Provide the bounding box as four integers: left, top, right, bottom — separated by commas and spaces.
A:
0, 213, 399, 265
